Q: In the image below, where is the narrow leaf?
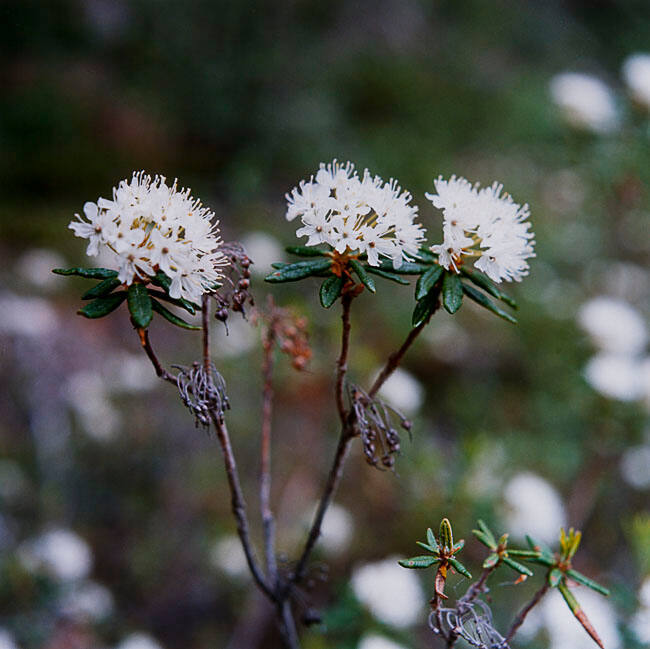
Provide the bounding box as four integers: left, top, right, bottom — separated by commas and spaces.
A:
127, 283, 153, 328
378, 260, 432, 275
566, 570, 610, 596
415, 265, 444, 300
319, 275, 344, 309
558, 582, 605, 649
81, 278, 121, 300
503, 557, 533, 576
448, 558, 472, 579
265, 258, 332, 283
271, 262, 287, 269
507, 549, 541, 558
462, 283, 517, 324
426, 528, 439, 553
417, 247, 438, 263
285, 245, 329, 257
442, 272, 463, 314
349, 259, 376, 293
453, 540, 465, 553
412, 295, 434, 327
483, 553, 500, 569
53, 267, 118, 279
78, 292, 126, 319
460, 267, 517, 309
365, 266, 410, 284
548, 568, 563, 588
151, 300, 201, 330
398, 556, 439, 569
416, 541, 438, 553
147, 289, 198, 315
473, 530, 496, 550
439, 518, 454, 551
477, 520, 497, 548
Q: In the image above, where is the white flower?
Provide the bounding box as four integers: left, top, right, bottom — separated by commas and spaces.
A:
426, 176, 535, 283
0, 629, 20, 649
502, 472, 566, 545
620, 444, 650, 489
18, 528, 93, 582
317, 504, 354, 554
351, 556, 423, 628
286, 160, 425, 269
17, 248, 66, 290
549, 72, 619, 134
0, 293, 58, 338
240, 231, 284, 276
209, 534, 248, 578
577, 297, 647, 355
59, 580, 114, 622
584, 353, 642, 402
622, 53, 650, 110
357, 634, 409, 649
66, 371, 121, 441
69, 172, 227, 303
377, 367, 424, 414
115, 633, 164, 649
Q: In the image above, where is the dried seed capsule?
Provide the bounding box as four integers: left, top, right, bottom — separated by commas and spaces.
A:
215, 308, 229, 322
381, 454, 395, 468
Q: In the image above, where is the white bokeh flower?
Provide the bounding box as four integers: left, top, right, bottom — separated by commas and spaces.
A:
17, 248, 66, 290
357, 634, 409, 649
620, 444, 650, 489
502, 472, 566, 544
549, 72, 619, 134
315, 504, 354, 554
286, 160, 425, 269
0, 629, 20, 649
0, 293, 58, 338
17, 528, 93, 582
66, 371, 121, 441
622, 53, 650, 110
240, 231, 284, 276
69, 172, 227, 303
631, 576, 650, 644
351, 556, 423, 628
377, 367, 424, 415
115, 633, 164, 649
584, 353, 642, 402
209, 534, 248, 578
577, 297, 647, 356
59, 580, 114, 622
426, 176, 535, 283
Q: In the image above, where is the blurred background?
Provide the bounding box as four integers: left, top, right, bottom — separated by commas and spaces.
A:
1, 1, 649, 648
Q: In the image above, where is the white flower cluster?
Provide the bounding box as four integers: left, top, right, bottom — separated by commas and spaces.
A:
426, 176, 535, 283
622, 53, 650, 110
286, 160, 425, 268
69, 172, 226, 303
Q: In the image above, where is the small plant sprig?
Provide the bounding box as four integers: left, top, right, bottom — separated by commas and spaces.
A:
400, 520, 611, 649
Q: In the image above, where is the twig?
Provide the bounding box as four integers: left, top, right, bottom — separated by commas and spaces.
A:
202, 295, 211, 374
277, 599, 300, 649
260, 314, 278, 584
504, 582, 549, 645
335, 293, 353, 423
137, 328, 178, 386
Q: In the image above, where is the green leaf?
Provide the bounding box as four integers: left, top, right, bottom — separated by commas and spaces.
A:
151, 299, 201, 330
460, 267, 517, 309
473, 530, 496, 550
439, 518, 454, 551
53, 267, 118, 279
453, 540, 465, 553
416, 247, 438, 263
558, 582, 606, 649
265, 258, 332, 283
503, 557, 533, 576
525, 535, 554, 565
147, 289, 199, 315
442, 272, 463, 314
427, 528, 439, 553
448, 558, 472, 579
127, 283, 153, 328
412, 295, 435, 327
78, 292, 126, 319
271, 262, 287, 269
285, 245, 329, 257
319, 275, 344, 309
548, 567, 563, 588
81, 278, 121, 300
378, 260, 432, 275
483, 553, 500, 569
398, 556, 439, 569
349, 259, 376, 293
365, 267, 410, 284
476, 520, 497, 548
566, 570, 610, 596
558, 581, 580, 614
415, 265, 444, 300
508, 549, 541, 558
416, 541, 438, 553
462, 284, 517, 324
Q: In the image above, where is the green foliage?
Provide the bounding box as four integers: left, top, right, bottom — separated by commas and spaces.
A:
53, 267, 118, 279
264, 258, 333, 283
77, 292, 126, 319
81, 277, 122, 300
348, 259, 376, 293
319, 275, 345, 308
442, 272, 463, 314
151, 299, 201, 330
127, 283, 153, 329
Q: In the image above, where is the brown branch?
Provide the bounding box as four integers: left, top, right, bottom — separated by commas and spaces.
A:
335, 293, 353, 423
260, 316, 278, 584
202, 295, 211, 374
138, 328, 178, 386
504, 582, 549, 645
277, 599, 300, 649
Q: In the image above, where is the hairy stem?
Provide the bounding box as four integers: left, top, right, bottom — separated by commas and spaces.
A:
505, 582, 549, 645
260, 318, 278, 584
